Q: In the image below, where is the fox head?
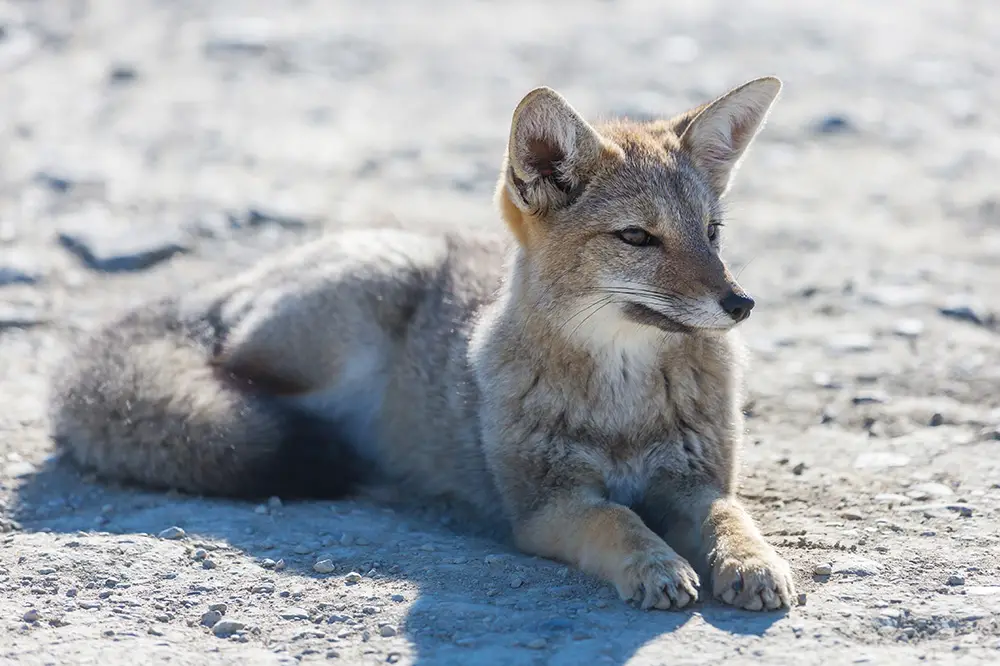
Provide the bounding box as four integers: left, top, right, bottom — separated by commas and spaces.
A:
496, 77, 781, 340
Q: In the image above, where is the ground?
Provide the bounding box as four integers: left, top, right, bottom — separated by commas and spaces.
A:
1, 0, 999, 664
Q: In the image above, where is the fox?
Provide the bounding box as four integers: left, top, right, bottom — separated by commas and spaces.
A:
50, 76, 796, 611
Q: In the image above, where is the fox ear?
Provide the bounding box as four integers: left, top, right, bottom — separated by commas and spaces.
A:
679, 77, 782, 197
503, 87, 606, 216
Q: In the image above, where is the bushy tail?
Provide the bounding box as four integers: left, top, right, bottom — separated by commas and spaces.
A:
49, 301, 356, 499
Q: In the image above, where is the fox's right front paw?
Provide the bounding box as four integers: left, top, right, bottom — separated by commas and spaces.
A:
615, 548, 700, 610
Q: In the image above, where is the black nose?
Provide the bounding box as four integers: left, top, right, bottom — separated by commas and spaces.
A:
720, 291, 755, 322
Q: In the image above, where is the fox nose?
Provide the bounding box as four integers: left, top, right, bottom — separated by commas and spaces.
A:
720, 291, 755, 322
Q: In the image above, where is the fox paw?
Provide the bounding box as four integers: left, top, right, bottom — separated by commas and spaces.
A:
616, 548, 700, 610
712, 547, 795, 611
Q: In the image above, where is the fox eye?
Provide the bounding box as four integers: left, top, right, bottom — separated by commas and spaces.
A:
615, 227, 660, 247
707, 222, 724, 243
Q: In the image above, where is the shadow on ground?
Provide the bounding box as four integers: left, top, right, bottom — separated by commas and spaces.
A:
12, 457, 783, 665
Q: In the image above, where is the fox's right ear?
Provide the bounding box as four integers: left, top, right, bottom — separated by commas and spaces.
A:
501, 87, 607, 218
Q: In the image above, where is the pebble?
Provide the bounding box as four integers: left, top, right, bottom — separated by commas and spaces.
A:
0, 304, 46, 329
509, 576, 525, 589
827, 333, 874, 354
254, 504, 268, 515
22, 609, 40, 623
906, 483, 954, 501
279, 607, 310, 620
947, 575, 966, 587
814, 114, 854, 135
274, 559, 286, 571
939, 304, 987, 327
892, 318, 925, 338
201, 610, 223, 627
157, 526, 186, 540
191, 549, 207, 561
853, 452, 910, 470
202, 559, 217, 570
525, 638, 548, 650
58, 227, 189, 273
211, 619, 245, 637
813, 563, 833, 576
852, 390, 888, 405
874, 493, 911, 506
379, 624, 397, 637
78, 600, 101, 610
929, 412, 945, 427
797, 593, 808, 606
65, 588, 77, 598
313, 559, 336, 574
832, 557, 882, 576
841, 511, 865, 521
209, 603, 227, 614
293, 544, 314, 555
267, 496, 283, 510
260, 558, 276, 569
390, 594, 405, 603
344, 571, 362, 584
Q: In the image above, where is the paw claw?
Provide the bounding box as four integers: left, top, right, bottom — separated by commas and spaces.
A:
712, 547, 795, 612
617, 548, 700, 612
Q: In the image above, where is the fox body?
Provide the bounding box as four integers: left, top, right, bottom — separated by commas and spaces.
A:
51, 77, 795, 611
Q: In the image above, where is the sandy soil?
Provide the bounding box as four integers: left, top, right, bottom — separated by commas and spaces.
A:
2, 0, 1000, 664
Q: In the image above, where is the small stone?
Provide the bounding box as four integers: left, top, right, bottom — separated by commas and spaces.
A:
260, 558, 276, 569
158, 526, 186, 540
267, 496, 283, 510
78, 601, 101, 610
5, 460, 37, 478
22, 609, 40, 623
209, 603, 227, 614
274, 559, 286, 571
929, 413, 945, 427
65, 588, 77, 598
873, 493, 911, 506
339, 534, 355, 546
58, 227, 189, 273
202, 559, 217, 570
796, 593, 807, 606
813, 563, 833, 576
279, 607, 310, 620
108, 64, 138, 84
814, 114, 854, 135
852, 390, 888, 405
906, 483, 954, 501
313, 559, 336, 574
390, 594, 405, 603
525, 638, 548, 650
853, 452, 910, 470
892, 318, 925, 338
379, 624, 397, 637
419, 543, 435, 552
211, 619, 245, 637
344, 572, 362, 584
355, 537, 371, 546
827, 333, 874, 354
201, 610, 223, 627
254, 504, 268, 515
832, 557, 882, 577
509, 576, 524, 589
947, 575, 965, 587
939, 303, 987, 327
791, 462, 807, 476
841, 511, 864, 521
812, 372, 842, 389
293, 544, 313, 555
978, 425, 1000, 441
191, 549, 207, 561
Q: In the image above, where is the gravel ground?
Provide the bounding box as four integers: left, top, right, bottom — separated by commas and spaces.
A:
2, 1, 1000, 664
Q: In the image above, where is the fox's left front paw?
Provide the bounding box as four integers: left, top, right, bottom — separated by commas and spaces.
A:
712, 547, 795, 611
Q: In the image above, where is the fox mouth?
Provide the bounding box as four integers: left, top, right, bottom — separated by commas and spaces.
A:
620, 302, 694, 333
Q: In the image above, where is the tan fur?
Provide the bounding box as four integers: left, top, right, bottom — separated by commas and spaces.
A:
50, 77, 795, 610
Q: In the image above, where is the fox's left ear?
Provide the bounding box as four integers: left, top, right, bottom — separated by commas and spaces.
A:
678, 77, 782, 197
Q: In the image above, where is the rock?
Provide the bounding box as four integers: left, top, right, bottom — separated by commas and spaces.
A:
939, 303, 988, 327
78, 601, 101, 610
201, 610, 223, 627
108, 64, 138, 84
191, 549, 207, 561
862, 285, 926, 308
5, 461, 36, 478
260, 558, 276, 569
832, 557, 882, 576
274, 559, 286, 571
0, 304, 46, 329
797, 593, 808, 606
853, 452, 910, 470
267, 496, 283, 510
947, 575, 966, 587
509, 576, 524, 589
57, 227, 189, 273
157, 526, 186, 540
246, 205, 310, 229
344, 571, 362, 584
906, 483, 954, 501
293, 544, 313, 555
202, 559, 217, 570
211, 619, 245, 637
390, 594, 405, 603
279, 607, 310, 620
827, 333, 874, 354
978, 425, 1000, 441
852, 390, 889, 405
22, 609, 40, 623
841, 511, 864, 521
313, 559, 336, 574
525, 638, 548, 650
929, 412, 944, 427
814, 114, 854, 135
892, 318, 925, 338
813, 563, 833, 576
812, 372, 842, 389
209, 603, 227, 614
204, 18, 276, 56
874, 493, 911, 506
379, 624, 397, 637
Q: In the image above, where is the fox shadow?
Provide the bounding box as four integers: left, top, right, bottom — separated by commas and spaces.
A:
13, 456, 785, 665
